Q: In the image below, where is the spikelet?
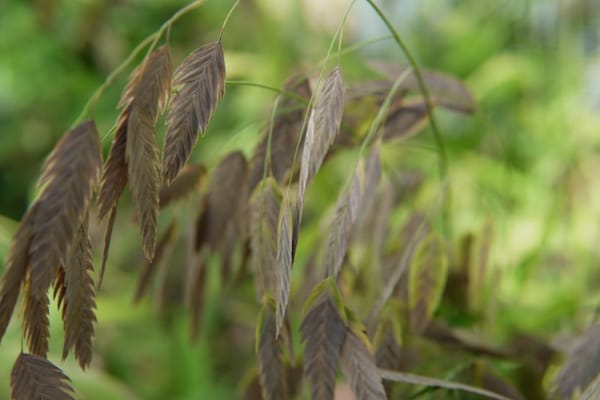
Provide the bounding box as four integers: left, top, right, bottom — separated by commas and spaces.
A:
97, 45, 172, 265
164, 41, 226, 183
10, 353, 75, 400
29, 121, 102, 298
61, 216, 97, 369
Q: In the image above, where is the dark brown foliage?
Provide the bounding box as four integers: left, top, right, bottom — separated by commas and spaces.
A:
0, 206, 36, 344
423, 321, 507, 359
0, 120, 101, 361
126, 104, 162, 261
61, 218, 97, 369
98, 207, 117, 288
186, 252, 208, 341
126, 46, 172, 260
340, 329, 386, 400
10, 353, 75, 400
97, 115, 128, 288
300, 297, 346, 400
23, 287, 50, 357
29, 120, 102, 298
381, 99, 429, 142
98, 45, 171, 262
159, 164, 206, 208
258, 308, 288, 400
164, 41, 226, 183
195, 151, 248, 252
97, 112, 129, 222
53, 266, 66, 310
367, 61, 475, 114
243, 362, 303, 400
0, 12, 500, 399
134, 219, 178, 303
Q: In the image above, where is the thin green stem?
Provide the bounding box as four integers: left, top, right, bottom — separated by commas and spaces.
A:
100, 124, 117, 144
336, 34, 393, 60
73, 0, 207, 127
336, 12, 346, 65
336, 0, 356, 67
285, 0, 357, 192
166, 23, 172, 44
225, 80, 309, 104
312, 35, 395, 78
146, 0, 206, 55
73, 35, 153, 126
219, 0, 241, 41
364, 0, 451, 235
363, 0, 447, 174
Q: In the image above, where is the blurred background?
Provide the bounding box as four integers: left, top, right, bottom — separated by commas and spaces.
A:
1, 0, 600, 398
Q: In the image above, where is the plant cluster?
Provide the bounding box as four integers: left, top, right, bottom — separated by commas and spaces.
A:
0, 1, 598, 400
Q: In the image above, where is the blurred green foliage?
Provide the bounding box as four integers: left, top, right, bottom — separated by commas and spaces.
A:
1, 0, 600, 399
